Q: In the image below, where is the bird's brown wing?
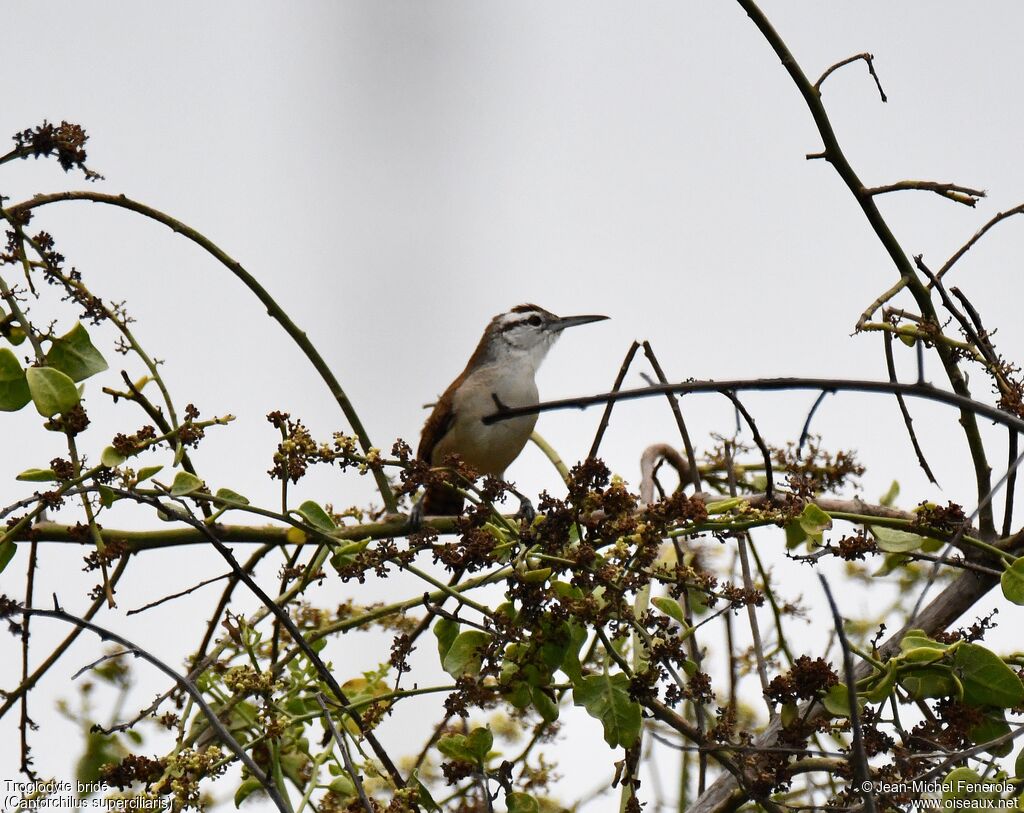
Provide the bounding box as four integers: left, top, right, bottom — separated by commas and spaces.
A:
417, 395, 455, 464
417, 391, 464, 515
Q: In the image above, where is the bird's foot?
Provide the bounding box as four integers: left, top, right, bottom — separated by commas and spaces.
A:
515, 496, 536, 525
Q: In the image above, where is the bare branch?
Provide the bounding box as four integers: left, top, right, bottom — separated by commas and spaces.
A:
316, 694, 374, 813
484, 376, 1024, 437
588, 341, 641, 460
814, 52, 887, 102
796, 390, 831, 457
817, 576, 876, 813
883, 331, 939, 484
938, 202, 1024, 280
642, 341, 703, 492
720, 391, 774, 501
864, 180, 986, 207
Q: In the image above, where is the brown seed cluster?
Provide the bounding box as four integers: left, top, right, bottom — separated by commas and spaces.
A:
13, 120, 102, 179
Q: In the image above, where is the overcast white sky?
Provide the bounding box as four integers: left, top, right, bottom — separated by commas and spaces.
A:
3, 2, 1024, 806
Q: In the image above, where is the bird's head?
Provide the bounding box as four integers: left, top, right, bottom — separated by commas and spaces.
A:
479, 304, 608, 367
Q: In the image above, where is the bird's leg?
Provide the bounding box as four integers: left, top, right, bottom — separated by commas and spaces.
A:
407, 493, 425, 532
505, 485, 535, 524
516, 495, 536, 524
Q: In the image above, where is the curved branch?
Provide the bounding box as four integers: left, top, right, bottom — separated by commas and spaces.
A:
813, 52, 886, 101
484, 375, 1024, 435
9, 191, 396, 512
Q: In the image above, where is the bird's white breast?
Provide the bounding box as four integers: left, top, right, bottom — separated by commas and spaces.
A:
433, 362, 540, 475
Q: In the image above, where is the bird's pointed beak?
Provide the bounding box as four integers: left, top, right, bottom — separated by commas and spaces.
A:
550, 313, 609, 332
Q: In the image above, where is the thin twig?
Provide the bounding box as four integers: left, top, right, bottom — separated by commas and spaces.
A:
863, 180, 985, 207
813, 52, 886, 101
719, 391, 773, 500
1004, 429, 1018, 539
855, 276, 910, 331
588, 341, 641, 460
124, 489, 408, 791
71, 650, 133, 680
818, 576, 875, 813
316, 694, 373, 813
126, 573, 231, 616
883, 331, 938, 484
10, 191, 396, 512
19, 540, 39, 778
796, 390, 831, 457
907, 444, 1024, 626
724, 443, 771, 708
642, 342, 702, 492
937, 202, 1024, 280
12, 599, 289, 813
0, 556, 131, 720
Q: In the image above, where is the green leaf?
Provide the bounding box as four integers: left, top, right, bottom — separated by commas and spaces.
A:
530, 685, 559, 723
26, 366, 79, 417
954, 643, 1024, 708
521, 566, 552, 583
44, 322, 109, 382
465, 726, 493, 761
1015, 745, 1024, 780
652, 596, 686, 624
506, 792, 541, 813
329, 537, 370, 571
215, 487, 249, 505
899, 666, 961, 700
442, 630, 491, 677
436, 733, 479, 764
968, 711, 1012, 757
798, 503, 832, 544
100, 446, 127, 468
879, 480, 899, 507
233, 778, 264, 807
433, 617, 459, 664
821, 683, 864, 718
559, 621, 587, 683
16, 468, 57, 482
0, 540, 17, 574
98, 485, 115, 508
170, 471, 204, 496
784, 520, 807, 549
942, 767, 1000, 805
296, 500, 336, 531
1001, 557, 1024, 605
136, 465, 163, 484
899, 630, 951, 655
871, 524, 926, 553
572, 670, 642, 749
328, 775, 356, 798
864, 662, 898, 704
0, 348, 30, 411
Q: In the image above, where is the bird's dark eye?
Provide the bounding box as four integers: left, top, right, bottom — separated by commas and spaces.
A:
527, 315, 542, 327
